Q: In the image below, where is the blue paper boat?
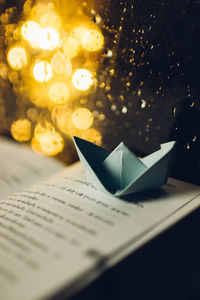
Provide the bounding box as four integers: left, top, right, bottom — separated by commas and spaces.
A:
73, 136, 176, 197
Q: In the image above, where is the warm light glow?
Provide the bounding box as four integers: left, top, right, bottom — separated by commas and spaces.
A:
72, 108, 93, 130
30, 85, 49, 107
51, 105, 72, 134
51, 53, 72, 76
4, 0, 106, 158
31, 137, 43, 153
71, 26, 88, 45
61, 37, 79, 59
31, 3, 47, 22
40, 12, 61, 29
80, 128, 102, 145
72, 69, 93, 91
34, 121, 64, 156
38, 130, 64, 156
21, 21, 41, 48
49, 83, 70, 104
39, 28, 59, 50
82, 29, 104, 52
34, 120, 55, 140
33, 61, 53, 82
7, 46, 27, 70
11, 119, 31, 142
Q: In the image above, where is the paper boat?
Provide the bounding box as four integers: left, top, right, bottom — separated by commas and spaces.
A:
73, 136, 176, 197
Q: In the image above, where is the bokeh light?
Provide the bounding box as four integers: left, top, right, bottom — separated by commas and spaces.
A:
37, 130, 64, 156
33, 120, 64, 156
49, 83, 70, 104
71, 26, 88, 46
51, 105, 72, 135
1, 0, 105, 159
21, 21, 41, 49
39, 28, 59, 50
33, 61, 53, 82
11, 119, 31, 142
61, 37, 79, 59
79, 128, 102, 146
40, 12, 61, 29
7, 46, 27, 70
34, 120, 55, 141
51, 53, 72, 76
72, 69, 93, 91
72, 108, 93, 130
82, 29, 104, 52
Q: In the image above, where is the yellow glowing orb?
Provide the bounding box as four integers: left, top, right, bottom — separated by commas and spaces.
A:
31, 3, 47, 22
80, 128, 102, 145
30, 85, 49, 107
51, 53, 72, 76
21, 21, 41, 49
34, 120, 55, 141
39, 28, 59, 50
72, 108, 93, 130
7, 46, 27, 70
31, 137, 43, 153
61, 37, 79, 59
11, 119, 31, 142
71, 26, 88, 44
49, 83, 70, 104
33, 61, 53, 82
82, 29, 104, 52
40, 12, 61, 29
39, 131, 64, 156
72, 69, 93, 91
51, 105, 72, 134
37, 130, 64, 156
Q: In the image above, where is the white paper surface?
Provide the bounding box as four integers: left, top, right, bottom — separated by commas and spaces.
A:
0, 137, 63, 198
0, 162, 199, 300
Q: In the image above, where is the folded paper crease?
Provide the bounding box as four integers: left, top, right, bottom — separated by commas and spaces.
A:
73, 136, 176, 197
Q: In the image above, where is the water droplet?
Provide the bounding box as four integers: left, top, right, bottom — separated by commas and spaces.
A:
111, 104, 117, 111
140, 99, 147, 109
122, 106, 127, 114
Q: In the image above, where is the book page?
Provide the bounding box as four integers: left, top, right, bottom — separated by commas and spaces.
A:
0, 137, 63, 198
0, 162, 200, 300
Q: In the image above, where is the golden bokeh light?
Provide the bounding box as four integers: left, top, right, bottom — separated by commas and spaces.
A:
61, 37, 79, 59
33, 61, 53, 82
3, 0, 106, 160
80, 128, 102, 145
30, 2, 48, 22
72, 108, 93, 130
40, 12, 61, 29
34, 120, 55, 141
21, 21, 41, 49
27, 108, 39, 122
51, 105, 72, 134
38, 130, 64, 156
31, 136, 43, 153
49, 83, 70, 104
39, 28, 59, 50
30, 85, 49, 107
82, 29, 104, 52
34, 120, 64, 156
51, 52, 72, 76
11, 119, 31, 142
71, 26, 88, 45
72, 69, 93, 91
7, 46, 27, 70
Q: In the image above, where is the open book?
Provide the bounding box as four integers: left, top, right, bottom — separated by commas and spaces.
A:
0, 137, 200, 300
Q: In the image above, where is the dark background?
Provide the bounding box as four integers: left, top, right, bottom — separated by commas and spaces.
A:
93, 0, 200, 186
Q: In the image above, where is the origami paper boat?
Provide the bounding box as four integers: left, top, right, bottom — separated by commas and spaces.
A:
73, 136, 176, 197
